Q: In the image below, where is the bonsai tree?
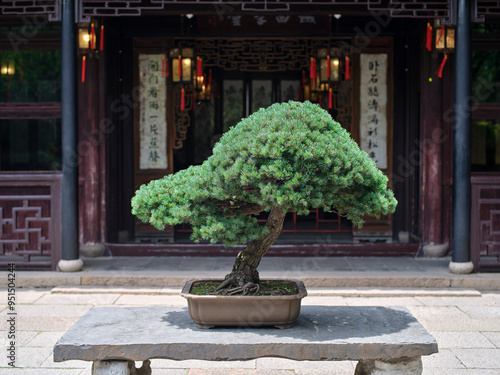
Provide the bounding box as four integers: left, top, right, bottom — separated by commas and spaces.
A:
132, 101, 397, 294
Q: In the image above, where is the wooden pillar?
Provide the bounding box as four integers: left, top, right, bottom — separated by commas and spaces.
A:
78, 39, 107, 257
420, 22, 453, 257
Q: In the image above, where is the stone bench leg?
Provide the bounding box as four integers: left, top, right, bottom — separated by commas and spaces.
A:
355, 357, 422, 375
92, 359, 151, 375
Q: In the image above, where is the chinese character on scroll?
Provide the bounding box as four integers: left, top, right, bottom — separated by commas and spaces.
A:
359, 54, 387, 169
139, 54, 168, 170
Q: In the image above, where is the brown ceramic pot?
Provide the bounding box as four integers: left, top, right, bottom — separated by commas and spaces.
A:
181, 279, 308, 329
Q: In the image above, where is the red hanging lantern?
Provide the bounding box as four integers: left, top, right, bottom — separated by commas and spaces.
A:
345, 56, 351, 80
328, 88, 333, 109
437, 54, 448, 78
426, 22, 432, 51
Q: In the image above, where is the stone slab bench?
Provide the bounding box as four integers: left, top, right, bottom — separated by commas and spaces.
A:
54, 305, 438, 375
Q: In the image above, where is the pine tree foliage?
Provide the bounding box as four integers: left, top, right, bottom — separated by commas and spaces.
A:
132, 101, 397, 246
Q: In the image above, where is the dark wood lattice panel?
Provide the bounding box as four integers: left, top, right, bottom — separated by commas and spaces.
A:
0, 0, 59, 21
172, 37, 353, 149
76, 0, 459, 22
471, 176, 500, 271
0, 174, 61, 269
478, 1, 500, 16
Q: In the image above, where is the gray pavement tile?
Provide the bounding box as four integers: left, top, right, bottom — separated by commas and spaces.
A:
343, 296, 424, 306
344, 257, 387, 271
257, 257, 286, 272
452, 348, 500, 368
149, 370, 189, 375
420, 349, 465, 369
34, 293, 121, 305
407, 306, 500, 331
0, 304, 91, 317
0, 346, 52, 367
41, 353, 91, 368
188, 370, 293, 375
0, 369, 85, 375
212, 257, 238, 271
429, 331, 496, 349
25, 331, 66, 347
0, 288, 51, 304
114, 294, 187, 306
256, 358, 355, 372
177, 257, 218, 271
416, 296, 494, 307
0, 330, 38, 346
482, 332, 500, 348
295, 369, 352, 375
459, 305, 500, 319
143, 256, 185, 271
3, 316, 80, 332
152, 359, 256, 369
422, 369, 500, 374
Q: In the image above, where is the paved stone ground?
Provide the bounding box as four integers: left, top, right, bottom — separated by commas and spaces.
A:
1, 286, 500, 374
4, 256, 500, 290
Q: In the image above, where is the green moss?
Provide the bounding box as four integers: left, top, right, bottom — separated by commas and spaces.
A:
190, 280, 299, 296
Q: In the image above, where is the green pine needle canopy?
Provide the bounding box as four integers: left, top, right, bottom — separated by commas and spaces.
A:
132, 101, 397, 247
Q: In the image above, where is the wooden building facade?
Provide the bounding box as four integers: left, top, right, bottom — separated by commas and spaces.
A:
1, 1, 500, 271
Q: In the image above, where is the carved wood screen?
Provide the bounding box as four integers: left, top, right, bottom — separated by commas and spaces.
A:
171, 37, 353, 149
471, 175, 500, 271
0, 173, 62, 269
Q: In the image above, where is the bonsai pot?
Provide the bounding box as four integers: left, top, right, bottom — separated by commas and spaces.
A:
181, 279, 307, 329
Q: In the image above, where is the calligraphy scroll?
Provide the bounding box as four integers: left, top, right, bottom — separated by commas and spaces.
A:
359, 53, 388, 169
139, 54, 167, 169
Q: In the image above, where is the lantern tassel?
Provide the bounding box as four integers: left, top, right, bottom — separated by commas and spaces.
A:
178, 55, 182, 80
82, 55, 86, 83
181, 87, 185, 111
327, 55, 331, 78
345, 56, 351, 80
426, 22, 432, 51
437, 54, 448, 78
100, 24, 104, 51
309, 57, 316, 80
90, 19, 95, 50
328, 88, 333, 109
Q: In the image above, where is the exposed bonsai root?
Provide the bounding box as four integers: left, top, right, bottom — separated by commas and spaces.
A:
214, 275, 260, 295
214, 277, 235, 293
225, 282, 260, 295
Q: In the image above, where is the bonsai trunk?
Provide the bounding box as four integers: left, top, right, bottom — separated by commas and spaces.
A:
218, 206, 287, 292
